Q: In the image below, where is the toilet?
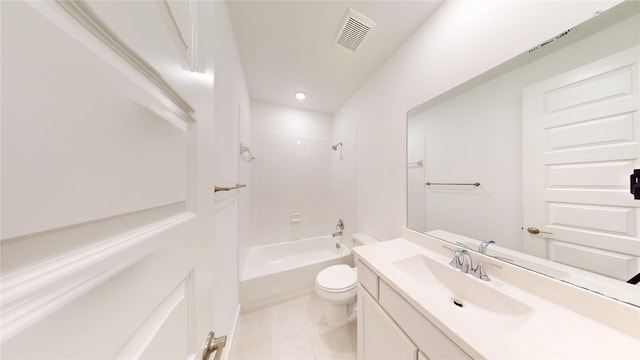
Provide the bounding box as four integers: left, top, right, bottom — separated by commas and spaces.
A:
315, 232, 378, 327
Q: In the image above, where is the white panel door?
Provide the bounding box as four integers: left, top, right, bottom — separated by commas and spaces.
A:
522, 46, 640, 281
1, 1, 223, 359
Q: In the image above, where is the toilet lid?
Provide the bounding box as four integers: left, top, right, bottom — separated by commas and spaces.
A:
316, 265, 357, 292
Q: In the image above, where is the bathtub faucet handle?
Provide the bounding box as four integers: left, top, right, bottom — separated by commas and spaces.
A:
336, 219, 344, 231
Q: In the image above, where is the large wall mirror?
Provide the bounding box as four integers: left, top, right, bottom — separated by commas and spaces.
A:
407, 1, 639, 306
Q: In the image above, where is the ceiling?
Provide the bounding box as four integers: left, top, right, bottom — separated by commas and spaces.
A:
227, 1, 442, 114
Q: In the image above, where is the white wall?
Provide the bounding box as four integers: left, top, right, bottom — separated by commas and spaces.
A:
247, 101, 334, 249
334, 0, 622, 241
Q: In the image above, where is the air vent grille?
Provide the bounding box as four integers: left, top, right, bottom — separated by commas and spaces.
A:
336, 9, 376, 52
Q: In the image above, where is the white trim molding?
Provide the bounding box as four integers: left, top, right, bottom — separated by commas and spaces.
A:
156, 0, 189, 63
54, 0, 196, 124
114, 271, 194, 359
0, 212, 195, 342
220, 304, 242, 360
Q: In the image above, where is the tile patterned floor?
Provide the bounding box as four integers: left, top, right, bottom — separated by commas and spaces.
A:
230, 292, 356, 359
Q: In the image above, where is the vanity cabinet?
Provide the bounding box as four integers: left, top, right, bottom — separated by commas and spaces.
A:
357, 286, 417, 360
357, 261, 470, 360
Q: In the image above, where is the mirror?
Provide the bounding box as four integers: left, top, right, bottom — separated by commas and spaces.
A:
407, 1, 639, 306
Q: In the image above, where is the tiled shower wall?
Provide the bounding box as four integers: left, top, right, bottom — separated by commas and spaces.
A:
248, 101, 334, 248
331, 120, 358, 248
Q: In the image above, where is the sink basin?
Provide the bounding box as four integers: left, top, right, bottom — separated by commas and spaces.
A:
393, 255, 532, 316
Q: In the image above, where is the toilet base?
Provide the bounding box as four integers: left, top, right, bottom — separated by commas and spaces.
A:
322, 301, 356, 327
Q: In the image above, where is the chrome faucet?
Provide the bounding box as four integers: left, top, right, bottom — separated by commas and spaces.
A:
445, 246, 500, 280
449, 248, 473, 274
473, 261, 502, 281
478, 239, 495, 254
332, 219, 344, 238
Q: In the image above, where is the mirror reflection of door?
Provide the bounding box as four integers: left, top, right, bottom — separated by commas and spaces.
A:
522, 46, 640, 282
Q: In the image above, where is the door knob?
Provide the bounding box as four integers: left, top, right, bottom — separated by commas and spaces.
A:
526, 227, 552, 235
202, 331, 227, 360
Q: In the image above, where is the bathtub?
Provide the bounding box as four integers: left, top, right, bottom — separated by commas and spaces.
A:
240, 236, 352, 311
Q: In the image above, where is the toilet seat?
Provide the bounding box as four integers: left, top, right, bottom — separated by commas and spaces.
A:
315, 264, 357, 293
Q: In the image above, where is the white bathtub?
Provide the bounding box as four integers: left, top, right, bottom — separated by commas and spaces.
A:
240, 236, 352, 311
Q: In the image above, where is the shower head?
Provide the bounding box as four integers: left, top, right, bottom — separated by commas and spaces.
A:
331, 142, 343, 151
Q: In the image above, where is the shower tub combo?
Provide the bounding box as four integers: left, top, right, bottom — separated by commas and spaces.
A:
240, 235, 352, 310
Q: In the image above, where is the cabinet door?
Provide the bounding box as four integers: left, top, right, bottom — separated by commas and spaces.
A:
357, 286, 417, 360
378, 281, 471, 360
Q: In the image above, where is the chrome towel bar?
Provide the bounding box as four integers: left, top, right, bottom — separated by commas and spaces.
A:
426, 182, 480, 187
214, 183, 247, 193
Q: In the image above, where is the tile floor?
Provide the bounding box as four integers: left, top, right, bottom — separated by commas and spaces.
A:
230, 292, 356, 359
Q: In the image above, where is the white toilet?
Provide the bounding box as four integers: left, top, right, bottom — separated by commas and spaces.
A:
315, 232, 378, 327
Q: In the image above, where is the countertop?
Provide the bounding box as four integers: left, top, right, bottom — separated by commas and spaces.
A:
353, 237, 640, 359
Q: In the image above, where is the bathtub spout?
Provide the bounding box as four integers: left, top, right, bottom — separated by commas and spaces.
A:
332, 231, 343, 238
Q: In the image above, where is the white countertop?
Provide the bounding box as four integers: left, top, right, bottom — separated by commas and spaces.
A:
354, 237, 640, 359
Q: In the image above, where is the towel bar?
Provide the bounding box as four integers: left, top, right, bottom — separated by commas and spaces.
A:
214, 183, 247, 192
426, 182, 480, 187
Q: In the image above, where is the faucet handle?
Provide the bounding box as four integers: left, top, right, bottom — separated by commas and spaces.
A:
443, 246, 461, 267
459, 250, 473, 273
445, 247, 469, 270
473, 261, 502, 281
449, 254, 462, 269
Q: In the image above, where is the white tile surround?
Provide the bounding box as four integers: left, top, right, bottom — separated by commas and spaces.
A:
250, 131, 333, 245
230, 293, 356, 359
248, 101, 336, 248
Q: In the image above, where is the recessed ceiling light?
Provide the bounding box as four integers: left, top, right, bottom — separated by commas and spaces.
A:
295, 92, 306, 100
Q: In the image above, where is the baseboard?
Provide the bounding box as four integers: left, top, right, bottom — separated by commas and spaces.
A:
241, 286, 314, 313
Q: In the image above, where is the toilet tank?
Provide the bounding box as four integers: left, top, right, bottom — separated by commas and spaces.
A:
352, 232, 378, 247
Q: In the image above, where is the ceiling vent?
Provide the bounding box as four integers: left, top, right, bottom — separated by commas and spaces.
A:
335, 8, 376, 52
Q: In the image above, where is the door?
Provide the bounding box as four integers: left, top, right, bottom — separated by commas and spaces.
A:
1, 1, 222, 359
522, 46, 640, 281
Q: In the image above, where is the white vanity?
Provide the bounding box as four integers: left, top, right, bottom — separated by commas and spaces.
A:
353, 228, 640, 359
